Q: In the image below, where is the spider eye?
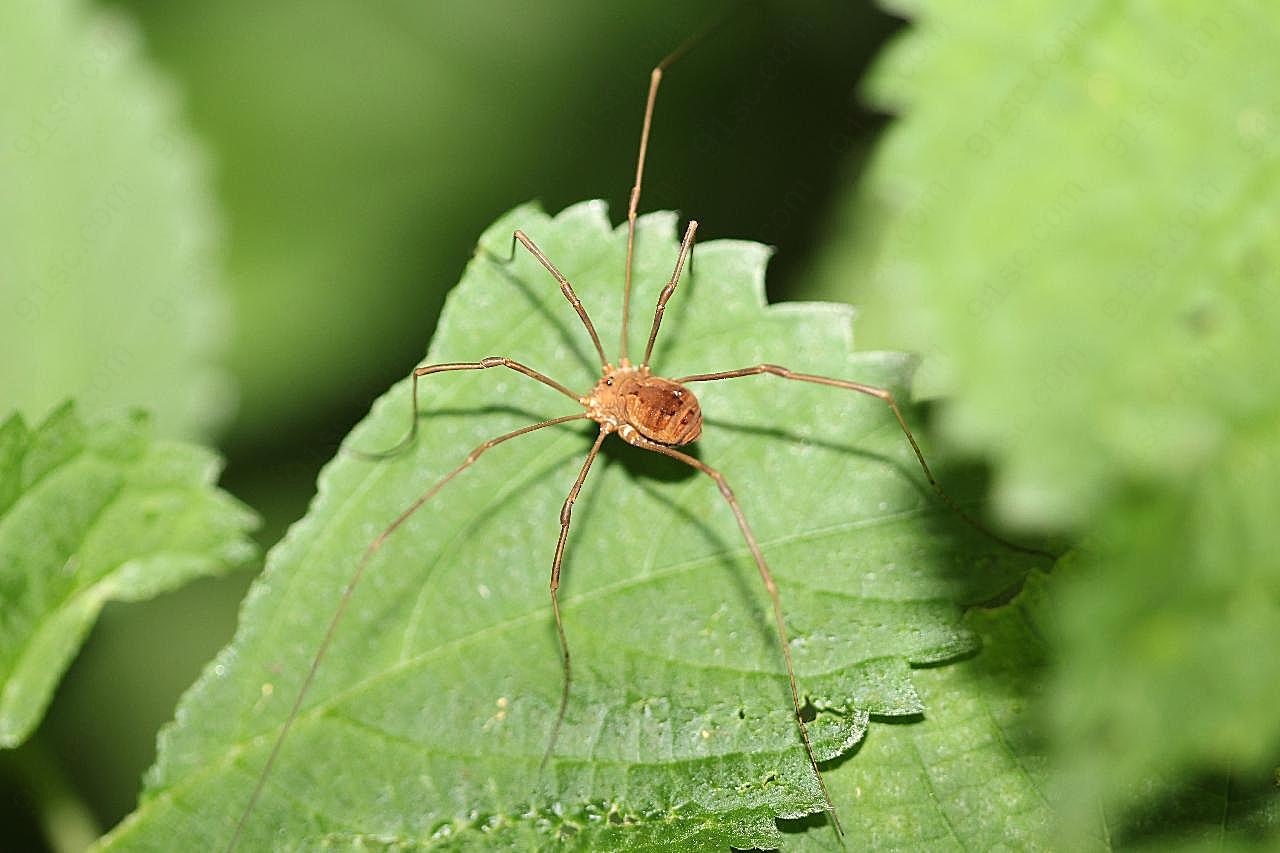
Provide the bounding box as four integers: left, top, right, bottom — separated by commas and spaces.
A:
606, 377, 613, 386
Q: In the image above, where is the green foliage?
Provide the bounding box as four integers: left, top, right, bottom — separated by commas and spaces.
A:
6, 1, 1274, 847
816, 0, 1279, 527
0, 404, 257, 748
800, 571, 1278, 852
804, 0, 1280, 843
790, 571, 1068, 851
103, 0, 737, 442
98, 204, 1042, 849
1050, 456, 1280, 842
0, 0, 230, 439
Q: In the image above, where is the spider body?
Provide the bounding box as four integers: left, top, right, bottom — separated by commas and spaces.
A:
584, 364, 703, 447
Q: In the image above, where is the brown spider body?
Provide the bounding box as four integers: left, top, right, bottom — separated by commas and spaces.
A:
583, 364, 702, 447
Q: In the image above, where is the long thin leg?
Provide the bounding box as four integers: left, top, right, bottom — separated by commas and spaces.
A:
625, 433, 843, 837
495, 230, 610, 369
354, 356, 583, 461
542, 427, 610, 768
675, 363, 1056, 559
227, 412, 591, 852
640, 219, 698, 369
620, 15, 729, 364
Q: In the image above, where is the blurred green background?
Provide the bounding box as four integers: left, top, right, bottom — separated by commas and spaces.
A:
2, 0, 899, 846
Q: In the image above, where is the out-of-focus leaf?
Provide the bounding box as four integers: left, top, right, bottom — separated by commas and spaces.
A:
1050, 433, 1280, 840
0, 404, 258, 748
803, 0, 1280, 836
0, 0, 231, 439
99, 203, 1041, 849
1116, 763, 1280, 853
810, 0, 1280, 529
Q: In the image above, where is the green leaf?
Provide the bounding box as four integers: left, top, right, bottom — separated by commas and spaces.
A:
1115, 763, 1280, 852
793, 571, 1279, 852
1049, 439, 1280, 840
810, 0, 1280, 529
0, 404, 258, 748
789, 571, 1072, 852
100, 203, 1041, 849
0, 1, 230, 439
803, 1, 1280, 836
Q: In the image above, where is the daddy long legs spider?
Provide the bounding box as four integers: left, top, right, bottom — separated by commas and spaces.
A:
217, 25, 1051, 853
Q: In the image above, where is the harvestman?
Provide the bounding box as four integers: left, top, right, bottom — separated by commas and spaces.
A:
228, 27, 1048, 849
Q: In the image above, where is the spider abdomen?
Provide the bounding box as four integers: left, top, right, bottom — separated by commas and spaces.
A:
624, 377, 702, 445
